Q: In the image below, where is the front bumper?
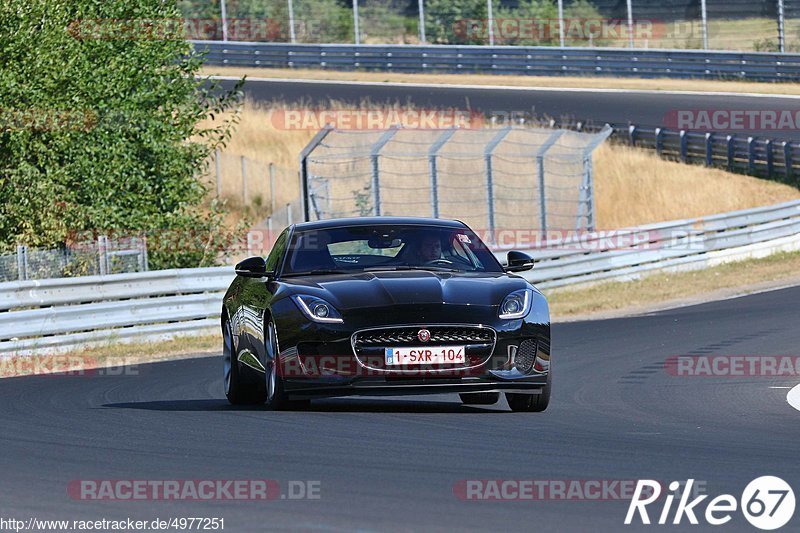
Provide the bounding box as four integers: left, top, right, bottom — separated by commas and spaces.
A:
271, 297, 551, 400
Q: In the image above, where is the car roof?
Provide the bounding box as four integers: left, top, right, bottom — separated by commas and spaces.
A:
293, 216, 468, 231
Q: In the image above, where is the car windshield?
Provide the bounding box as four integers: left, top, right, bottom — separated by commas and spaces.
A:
282, 224, 503, 276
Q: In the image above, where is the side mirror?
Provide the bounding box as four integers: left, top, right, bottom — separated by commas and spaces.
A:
505, 251, 534, 273
235, 256, 273, 278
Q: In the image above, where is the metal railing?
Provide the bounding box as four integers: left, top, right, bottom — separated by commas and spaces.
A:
192, 40, 800, 81
2, 200, 799, 355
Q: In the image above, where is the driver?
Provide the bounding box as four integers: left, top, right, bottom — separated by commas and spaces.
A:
416, 233, 443, 263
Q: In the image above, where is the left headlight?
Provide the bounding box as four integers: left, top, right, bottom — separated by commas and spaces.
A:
499, 289, 533, 319
292, 295, 344, 323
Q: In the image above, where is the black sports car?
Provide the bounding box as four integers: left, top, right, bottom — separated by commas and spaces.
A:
222, 217, 551, 411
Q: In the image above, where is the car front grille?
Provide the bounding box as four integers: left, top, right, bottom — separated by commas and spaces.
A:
354, 326, 494, 348
351, 325, 497, 372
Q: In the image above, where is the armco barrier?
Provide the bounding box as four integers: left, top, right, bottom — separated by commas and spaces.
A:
1, 200, 799, 355
191, 40, 800, 81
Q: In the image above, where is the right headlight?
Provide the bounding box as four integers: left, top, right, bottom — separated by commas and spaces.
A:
292, 295, 344, 323
499, 289, 533, 319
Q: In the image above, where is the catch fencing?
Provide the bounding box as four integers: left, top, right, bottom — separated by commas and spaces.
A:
299, 125, 613, 239
2, 200, 799, 356
0, 237, 148, 283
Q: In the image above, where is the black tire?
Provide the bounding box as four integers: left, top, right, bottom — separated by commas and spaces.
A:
264, 320, 310, 411
506, 368, 551, 412
459, 392, 500, 405
223, 318, 266, 405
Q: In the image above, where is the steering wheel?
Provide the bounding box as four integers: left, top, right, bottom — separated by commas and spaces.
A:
424, 258, 454, 266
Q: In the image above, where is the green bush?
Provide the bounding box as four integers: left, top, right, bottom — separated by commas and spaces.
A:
0, 0, 244, 269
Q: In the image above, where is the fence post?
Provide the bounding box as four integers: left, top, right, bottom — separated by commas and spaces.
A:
16, 245, 28, 281
215, 148, 221, 198
418, 0, 426, 43
654, 127, 662, 155
747, 137, 756, 174
535, 131, 565, 235
220, 0, 228, 41
628, 124, 637, 146
428, 128, 456, 218
353, 0, 361, 45
299, 125, 334, 222
287, 203, 293, 225
97, 235, 108, 276
679, 130, 687, 162
241, 156, 248, 206
269, 163, 276, 214
784, 142, 793, 181
626, 0, 634, 48
484, 127, 512, 245
700, 0, 709, 49
766, 139, 774, 178
288, 0, 296, 43
370, 127, 399, 216
141, 234, 149, 272
726, 135, 735, 170
705, 132, 713, 166
778, 0, 786, 53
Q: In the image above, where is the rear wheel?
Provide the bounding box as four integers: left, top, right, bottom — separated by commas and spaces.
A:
459, 392, 500, 405
224, 318, 266, 405
506, 368, 551, 412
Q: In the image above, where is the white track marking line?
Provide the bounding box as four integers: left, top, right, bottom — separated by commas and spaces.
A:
203, 75, 800, 100
787, 384, 800, 412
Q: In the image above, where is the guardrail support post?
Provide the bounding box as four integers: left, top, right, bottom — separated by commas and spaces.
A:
679, 130, 687, 163
705, 132, 713, 167
628, 125, 636, 146
783, 142, 793, 182
726, 135, 735, 170
654, 127, 662, 156
16, 245, 28, 281
766, 139, 774, 178
747, 137, 756, 174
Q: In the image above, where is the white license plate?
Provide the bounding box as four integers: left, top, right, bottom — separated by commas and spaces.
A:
385, 346, 465, 366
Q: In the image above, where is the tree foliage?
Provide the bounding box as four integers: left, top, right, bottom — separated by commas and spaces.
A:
0, 0, 243, 268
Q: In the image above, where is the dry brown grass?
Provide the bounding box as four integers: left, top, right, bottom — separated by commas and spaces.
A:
201, 66, 800, 96
593, 143, 800, 228
206, 101, 800, 229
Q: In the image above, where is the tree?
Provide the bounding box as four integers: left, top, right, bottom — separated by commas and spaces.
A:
0, 0, 243, 269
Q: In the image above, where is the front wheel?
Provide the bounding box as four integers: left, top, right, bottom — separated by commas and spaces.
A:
224, 318, 266, 405
264, 320, 309, 410
506, 368, 551, 412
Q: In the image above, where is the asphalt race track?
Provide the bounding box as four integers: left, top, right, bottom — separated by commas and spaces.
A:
2, 285, 799, 531
218, 77, 800, 142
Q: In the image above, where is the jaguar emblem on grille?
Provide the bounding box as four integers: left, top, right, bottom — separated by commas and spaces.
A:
417, 329, 431, 342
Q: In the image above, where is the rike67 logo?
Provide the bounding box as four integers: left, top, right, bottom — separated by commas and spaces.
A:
625, 477, 795, 530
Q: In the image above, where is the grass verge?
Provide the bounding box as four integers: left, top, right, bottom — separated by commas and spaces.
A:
201, 66, 800, 96
546, 250, 800, 319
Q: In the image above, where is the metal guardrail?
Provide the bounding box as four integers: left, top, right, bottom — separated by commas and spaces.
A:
1, 200, 799, 355
192, 40, 800, 81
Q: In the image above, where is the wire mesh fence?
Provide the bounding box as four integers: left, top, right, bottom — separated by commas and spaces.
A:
0, 237, 148, 283
178, 0, 800, 52
300, 125, 612, 246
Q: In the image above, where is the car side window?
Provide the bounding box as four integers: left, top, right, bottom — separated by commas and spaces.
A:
265, 229, 289, 273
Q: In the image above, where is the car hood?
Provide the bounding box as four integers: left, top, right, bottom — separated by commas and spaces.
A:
279, 270, 531, 311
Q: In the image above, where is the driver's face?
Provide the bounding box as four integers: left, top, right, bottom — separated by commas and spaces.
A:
419, 236, 442, 261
